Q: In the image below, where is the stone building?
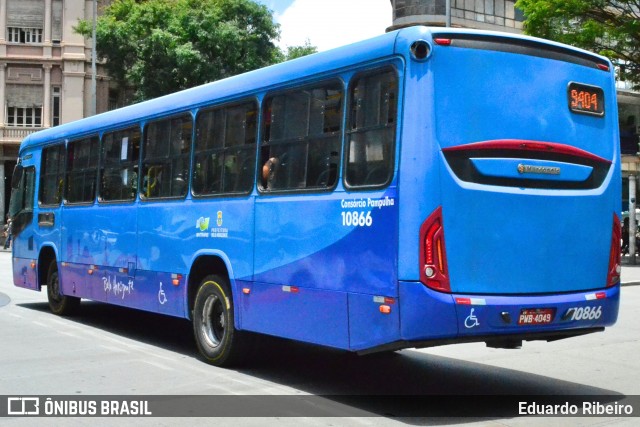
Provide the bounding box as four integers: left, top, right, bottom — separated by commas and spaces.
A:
389, 0, 524, 32
0, 0, 110, 227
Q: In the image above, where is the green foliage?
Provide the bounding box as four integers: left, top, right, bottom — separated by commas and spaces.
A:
76, 0, 282, 101
283, 39, 318, 61
516, 0, 640, 88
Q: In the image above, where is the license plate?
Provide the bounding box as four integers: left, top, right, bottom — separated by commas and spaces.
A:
518, 308, 555, 325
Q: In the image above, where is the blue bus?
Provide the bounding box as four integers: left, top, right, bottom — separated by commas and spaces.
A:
9, 26, 621, 366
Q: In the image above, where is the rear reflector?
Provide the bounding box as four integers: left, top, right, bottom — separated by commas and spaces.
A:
455, 297, 487, 305
420, 207, 450, 292
586, 292, 606, 300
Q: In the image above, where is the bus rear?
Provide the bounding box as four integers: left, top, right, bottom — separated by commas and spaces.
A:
395, 29, 620, 350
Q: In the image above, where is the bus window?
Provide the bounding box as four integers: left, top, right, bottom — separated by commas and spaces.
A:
100, 126, 141, 202
345, 69, 398, 188
260, 81, 343, 191
193, 101, 257, 196
65, 136, 99, 204
39, 144, 65, 206
142, 114, 192, 199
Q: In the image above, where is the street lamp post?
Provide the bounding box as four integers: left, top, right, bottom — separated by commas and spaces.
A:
91, 0, 97, 116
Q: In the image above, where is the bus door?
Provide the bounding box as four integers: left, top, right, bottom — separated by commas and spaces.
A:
92, 128, 141, 306
9, 159, 37, 290
35, 143, 65, 290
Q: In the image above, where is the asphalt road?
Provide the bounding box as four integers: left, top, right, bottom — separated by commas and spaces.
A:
0, 250, 638, 426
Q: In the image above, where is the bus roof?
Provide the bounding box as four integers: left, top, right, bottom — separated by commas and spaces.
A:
19, 25, 611, 154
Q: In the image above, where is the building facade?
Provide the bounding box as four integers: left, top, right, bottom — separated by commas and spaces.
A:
0, 0, 110, 227
389, 0, 640, 211
389, 0, 524, 32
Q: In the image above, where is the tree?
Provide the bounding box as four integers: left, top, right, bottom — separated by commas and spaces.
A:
283, 39, 318, 61
76, 0, 282, 101
516, 0, 640, 88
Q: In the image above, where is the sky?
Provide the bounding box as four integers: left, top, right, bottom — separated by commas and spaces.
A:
256, 0, 392, 52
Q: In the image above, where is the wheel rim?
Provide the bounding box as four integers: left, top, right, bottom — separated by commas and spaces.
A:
200, 294, 225, 348
50, 272, 62, 303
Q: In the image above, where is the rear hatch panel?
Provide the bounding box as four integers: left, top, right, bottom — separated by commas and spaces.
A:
431, 33, 619, 295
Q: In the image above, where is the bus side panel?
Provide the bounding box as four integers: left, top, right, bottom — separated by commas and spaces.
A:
187, 197, 256, 282
239, 281, 349, 349
348, 292, 401, 350
59, 263, 90, 299
60, 204, 138, 301
252, 189, 398, 349
253, 190, 399, 296
99, 269, 182, 316
399, 281, 458, 341
12, 257, 38, 290
138, 198, 254, 319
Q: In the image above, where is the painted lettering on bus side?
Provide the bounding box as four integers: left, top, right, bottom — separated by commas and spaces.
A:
339, 197, 395, 227
102, 275, 135, 300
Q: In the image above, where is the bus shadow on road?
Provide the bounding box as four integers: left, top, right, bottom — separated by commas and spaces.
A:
18, 301, 624, 423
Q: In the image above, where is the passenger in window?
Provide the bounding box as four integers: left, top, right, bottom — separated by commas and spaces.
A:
143, 166, 163, 198
262, 157, 279, 190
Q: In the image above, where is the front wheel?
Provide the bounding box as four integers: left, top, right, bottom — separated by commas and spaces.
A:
46, 261, 80, 315
192, 275, 250, 366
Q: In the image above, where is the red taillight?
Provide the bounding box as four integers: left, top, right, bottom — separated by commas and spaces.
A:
606, 214, 621, 287
419, 207, 450, 292
434, 38, 452, 46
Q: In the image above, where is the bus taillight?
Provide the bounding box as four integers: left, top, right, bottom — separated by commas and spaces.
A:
420, 207, 450, 293
607, 214, 621, 287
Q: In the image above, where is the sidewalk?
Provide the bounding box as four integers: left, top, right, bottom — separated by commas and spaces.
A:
621, 256, 640, 286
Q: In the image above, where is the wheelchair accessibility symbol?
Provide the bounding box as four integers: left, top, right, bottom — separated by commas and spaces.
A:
158, 282, 167, 305
464, 308, 480, 329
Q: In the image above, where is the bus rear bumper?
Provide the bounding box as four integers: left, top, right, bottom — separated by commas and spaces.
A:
360, 280, 620, 354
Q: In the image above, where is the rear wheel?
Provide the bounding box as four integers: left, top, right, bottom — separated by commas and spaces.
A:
192, 275, 250, 366
46, 261, 80, 315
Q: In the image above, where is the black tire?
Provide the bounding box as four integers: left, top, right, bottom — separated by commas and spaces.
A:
46, 261, 80, 316
192, 275, 250, 366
